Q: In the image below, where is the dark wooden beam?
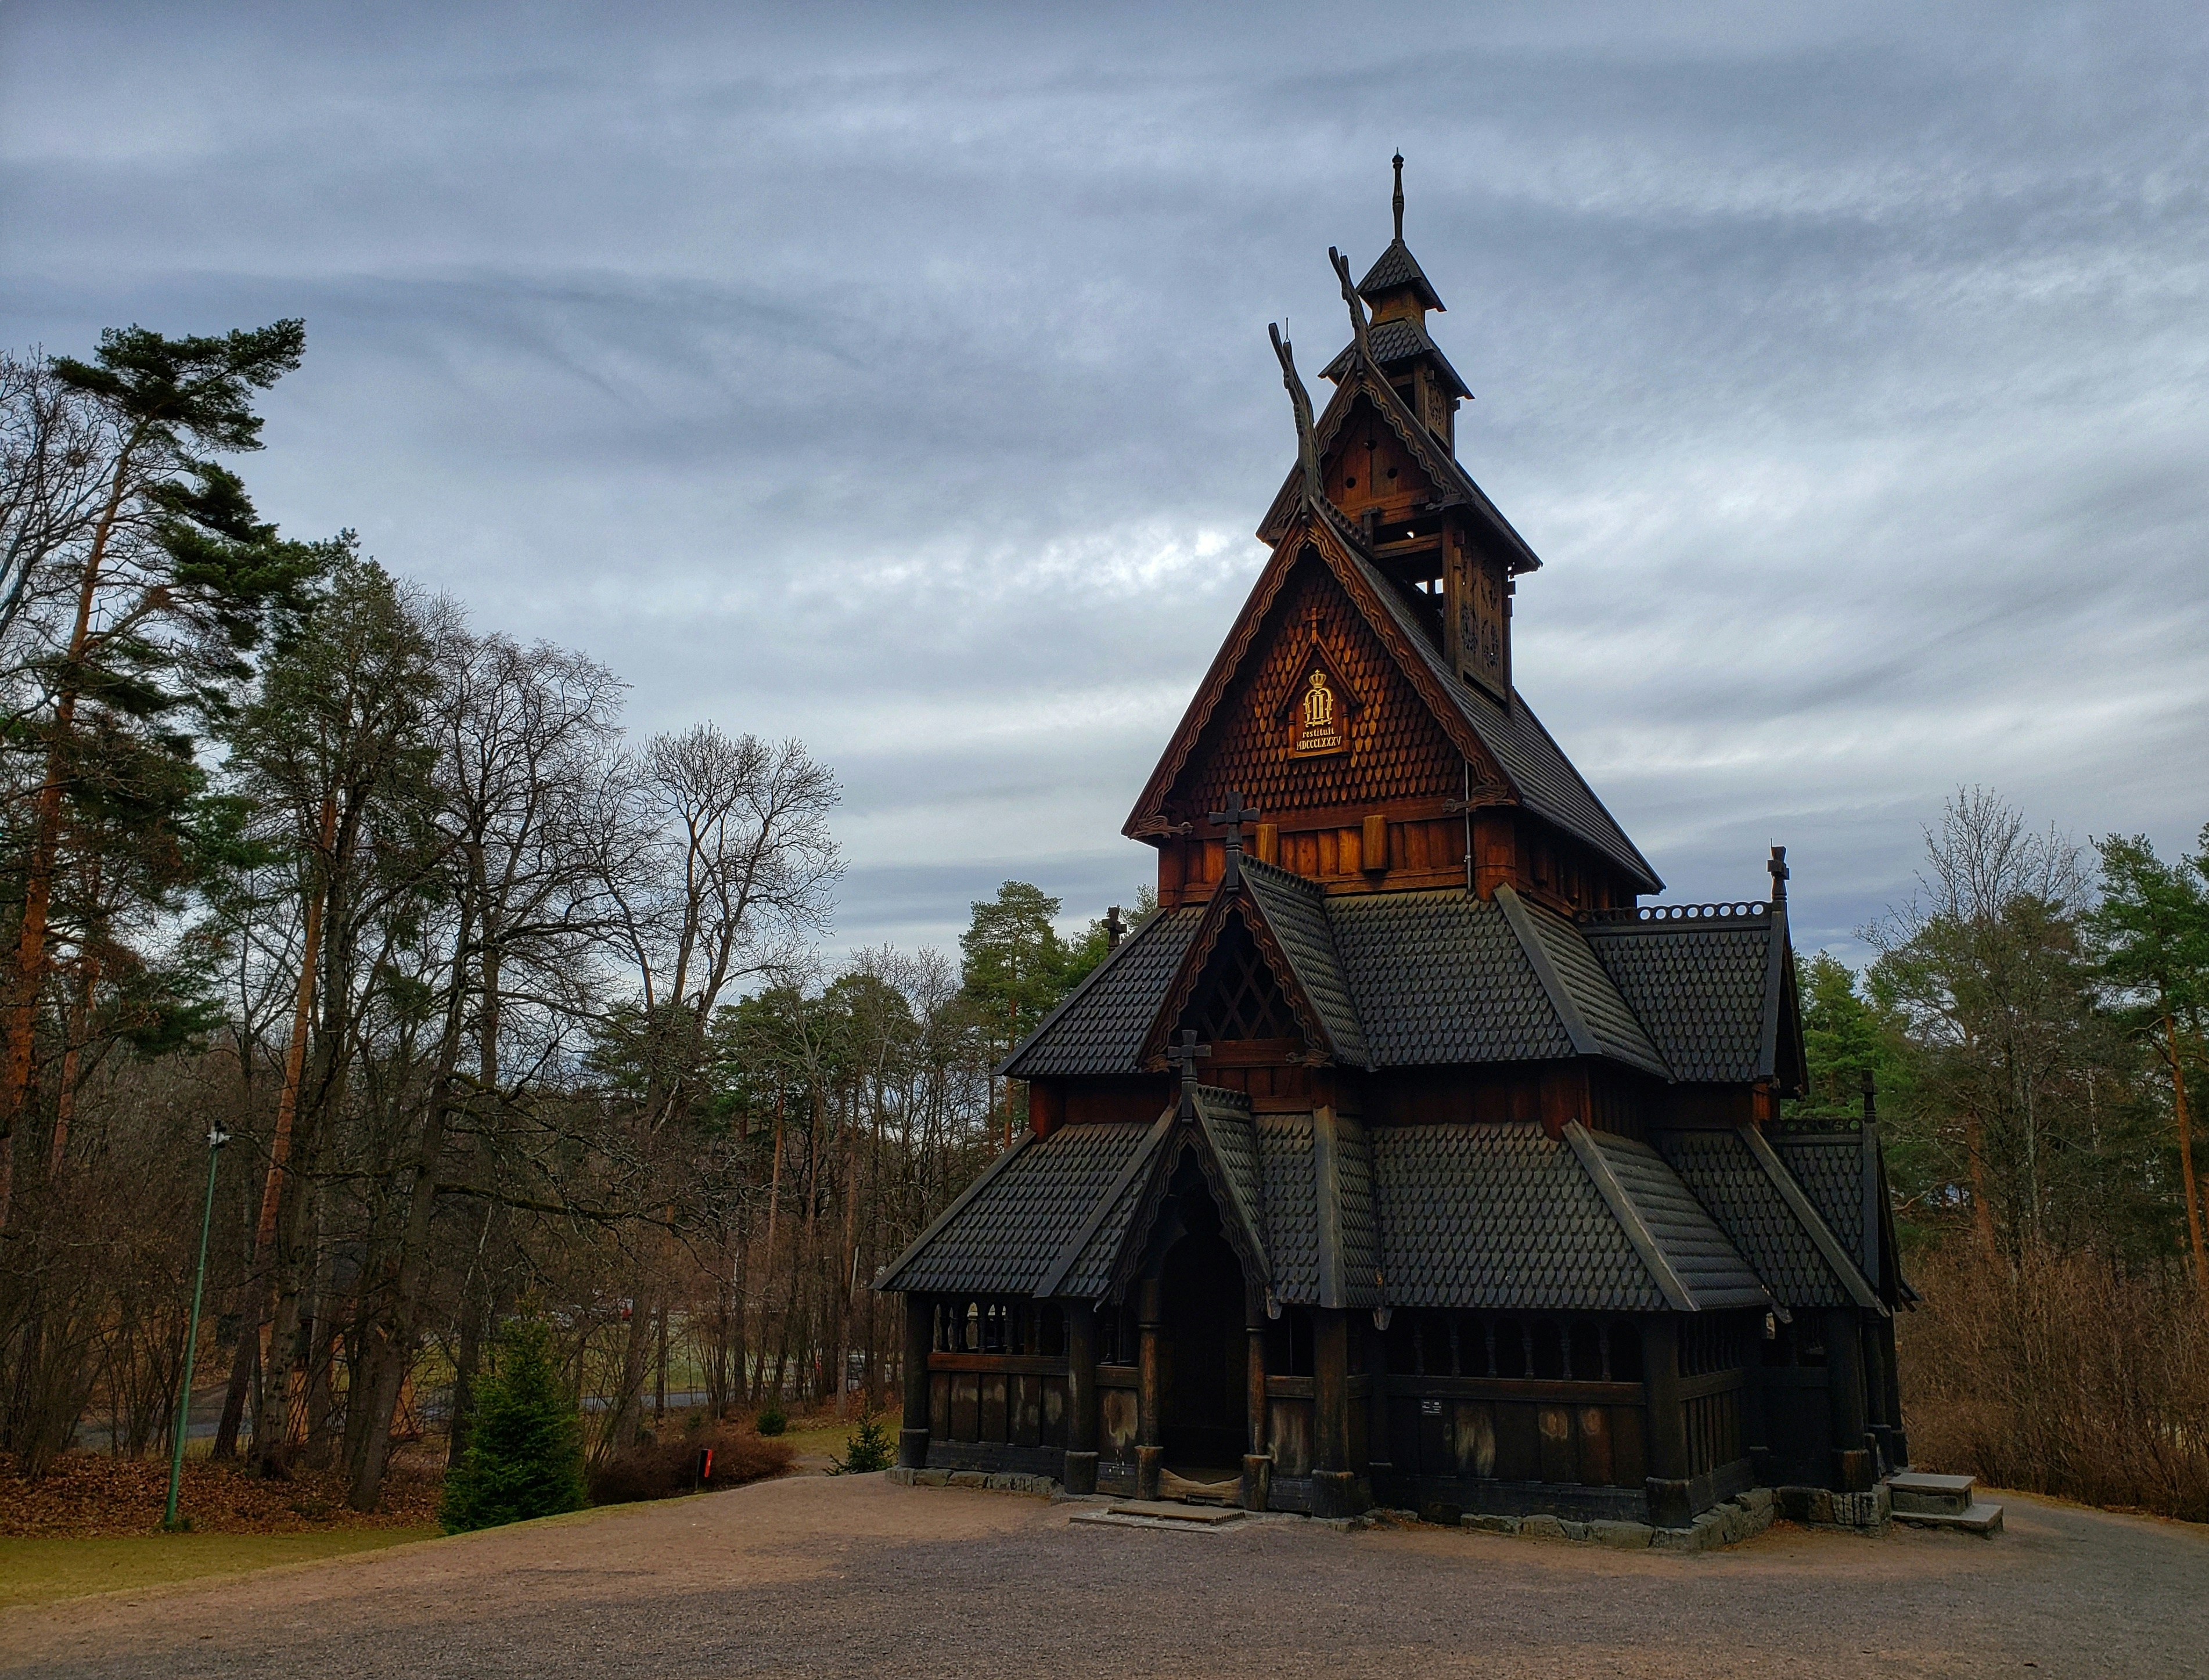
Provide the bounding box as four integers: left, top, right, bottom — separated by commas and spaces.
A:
1063, 1301, 1098, 1495
900, 1294, 932, 1470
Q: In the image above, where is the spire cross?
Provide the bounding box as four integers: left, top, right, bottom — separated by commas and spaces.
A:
1208, 789, 1261, 887
1104, 905, 1126, 951
1392, 150, 1406, 242
1767, 844, 1789, 905
1167, 1028, 1212, 1121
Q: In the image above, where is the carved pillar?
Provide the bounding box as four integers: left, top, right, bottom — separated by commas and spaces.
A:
1063, 1301, 1098, 1495
1135, 1278, 1164, 1500
1640, 1315, 1691, 1528
899, 1294, 932, 1470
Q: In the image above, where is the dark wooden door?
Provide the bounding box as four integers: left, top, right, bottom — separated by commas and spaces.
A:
1161, 1229, 1245, 1471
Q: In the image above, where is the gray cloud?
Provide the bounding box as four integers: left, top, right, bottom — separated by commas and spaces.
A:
5, 0, 2204, 966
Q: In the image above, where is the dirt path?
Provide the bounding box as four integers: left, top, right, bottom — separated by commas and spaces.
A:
3, 1477, 2203, 1678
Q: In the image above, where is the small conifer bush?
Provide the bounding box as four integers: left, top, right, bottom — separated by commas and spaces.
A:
754, 1400, 789, 1436
440, 1318, 588, 1533
829, 1398, 894, 1475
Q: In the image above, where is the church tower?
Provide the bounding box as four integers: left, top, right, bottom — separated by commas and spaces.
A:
1130, 156, 1654, 920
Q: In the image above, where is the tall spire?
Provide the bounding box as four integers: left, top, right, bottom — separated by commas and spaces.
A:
1392, 150, 1405, 242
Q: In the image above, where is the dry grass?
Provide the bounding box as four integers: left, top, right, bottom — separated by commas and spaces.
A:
0, 1527, 439, 1609
1899, 1243, 2209, 1521
587, 1420, 796, 1505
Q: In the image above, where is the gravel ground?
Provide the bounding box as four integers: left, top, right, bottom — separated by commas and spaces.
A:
3, 1475, 2204, 1679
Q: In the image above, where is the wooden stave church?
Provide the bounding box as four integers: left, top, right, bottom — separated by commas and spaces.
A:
877, 160, 1909, 1528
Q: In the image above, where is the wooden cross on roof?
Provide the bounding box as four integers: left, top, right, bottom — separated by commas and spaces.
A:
1209, 789, 1260, 887
1104, 905, 1126, 951
1167, 1028, 1211, 1122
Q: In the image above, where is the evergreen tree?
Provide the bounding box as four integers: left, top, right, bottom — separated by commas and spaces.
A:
439, 1318, 588, 1532
2090, 831, 2209, 1288
828, 1397, 894, 1474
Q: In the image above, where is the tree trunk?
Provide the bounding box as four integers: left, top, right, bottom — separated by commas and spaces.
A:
0, 462, 129, 1229
226, 808, 332, 1463
347, 904, 473, 1510
2166, 1012, 2207, 1295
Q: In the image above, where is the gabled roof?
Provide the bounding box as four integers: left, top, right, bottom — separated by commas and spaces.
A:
998, 906, 1200, 1079
1125, 501, 1658, 893
1571, 1126, 1772, 1311
1188, 1085, 1271, 1290
1358, 238, 1444, 312
1496, 886, 1669, 1078
1319, 314, 1470, 399
1773, 1128, 1906, 1304
1325, 890, 1571, 1064
1139, 871, 1363, 1069
1257, 353, 1538, 574
1239, 860, 1369, 1066
1581, 905, 1796, 1085
1655, 1127, 1881, 1312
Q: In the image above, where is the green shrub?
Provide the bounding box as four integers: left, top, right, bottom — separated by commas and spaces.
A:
754, 1401, 788, 1437
829, 1399, 894, 1475
439, 1319, 587, 1534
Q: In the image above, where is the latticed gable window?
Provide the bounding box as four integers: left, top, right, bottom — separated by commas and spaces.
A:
1179, 916, 1299, 1042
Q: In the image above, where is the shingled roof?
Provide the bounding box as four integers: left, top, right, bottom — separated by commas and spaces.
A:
1656, 1127, 1880, 1311
1238, 859, 1368, 1065
1357, 238, 1444, 311
1368, 1121, 1766, 1313
876, 1123, 1153, 1296
1006, 875, 1715, 1084
1583, 908, 1787, 1084
1001, 907, 1201, 1079
1319, 313, 1470, 398
883, 1105, 1778, 1318
1775, 1133, 1873, 1274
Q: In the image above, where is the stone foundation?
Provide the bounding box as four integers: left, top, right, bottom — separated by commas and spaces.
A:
886, 1466, 1059, 1496
1776, 1481, 1890, 1535
1463, 1487, 1777, 1553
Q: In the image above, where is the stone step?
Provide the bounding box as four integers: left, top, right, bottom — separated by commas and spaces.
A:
1893, 1500, 2004, 1538
1887, 1472, 1977, 1516
1110, 1499, 1246, 1524
1071, 1499, 1249, 1532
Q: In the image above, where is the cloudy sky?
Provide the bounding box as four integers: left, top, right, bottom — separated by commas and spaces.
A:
5, 2, 2204, 965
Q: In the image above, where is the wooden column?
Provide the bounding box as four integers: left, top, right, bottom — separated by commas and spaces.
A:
1640, 1315, 1692, 1528
899, 1294, 932, 1470
1309, 1307, 1363, 1517
1363, 1316, 1391, 1478
1063, 1301, 1098, 1495
1242, 1314, 1271, 1512
1824, 1306, 1873, 1492
1135, 1278, 1163, 1500
1874, 1313, 1907, 1468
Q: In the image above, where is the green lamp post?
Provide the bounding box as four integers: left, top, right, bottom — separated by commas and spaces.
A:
163, 1123, 229, 1533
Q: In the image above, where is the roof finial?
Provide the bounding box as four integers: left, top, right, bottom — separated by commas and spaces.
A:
1329, 246, 1372, 362
1392, 150, 1405, 242
1268, 322, 1323, 505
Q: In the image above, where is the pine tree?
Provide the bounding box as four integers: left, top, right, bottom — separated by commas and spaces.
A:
440, 1319, 588, 1532
829, 1397, 894, 1474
